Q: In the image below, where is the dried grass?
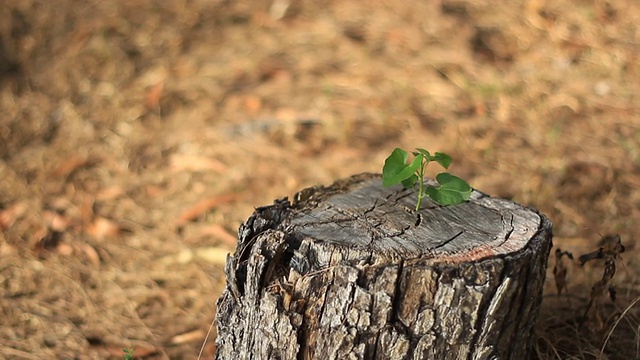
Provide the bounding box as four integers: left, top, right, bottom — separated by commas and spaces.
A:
1, 0, 640, 358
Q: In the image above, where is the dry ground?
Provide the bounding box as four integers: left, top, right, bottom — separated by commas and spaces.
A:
1, 0, 640, 359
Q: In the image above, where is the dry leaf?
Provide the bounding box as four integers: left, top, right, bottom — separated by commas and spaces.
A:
0, 201, 27, 230
56, 242, 74, 256
169, 154, 227, 173
96, 186, 125, 201
201, 224, 237, 246
145, 184, 167, 198
86, 217, 120, 240
169, 329, 205, 345
160, 248, 194, 265
175, 194, 238, 228
51, 155, 91, 178
0, 239, 17, 256
579, 234, 625, 325
552, 248, 573, 295
244, 95, 262, 114
80, 196, 94, 228
145, 81, 164, 109
43, 210, 71, 232
80, 243, 102, 267
195, 247, 230, 265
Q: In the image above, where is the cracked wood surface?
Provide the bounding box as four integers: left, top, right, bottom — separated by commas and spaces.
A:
216, 173, 553, 360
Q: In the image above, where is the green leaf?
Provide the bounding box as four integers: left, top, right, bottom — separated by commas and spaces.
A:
382, 148, 422, 187
401, 175, 418, 189
430, 152, 452, 169
415, 148, 431, 157
424, 172, 472, 205
382, 148, 409, 187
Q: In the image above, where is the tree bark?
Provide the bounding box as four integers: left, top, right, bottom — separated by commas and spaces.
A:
215, 173, 553, 360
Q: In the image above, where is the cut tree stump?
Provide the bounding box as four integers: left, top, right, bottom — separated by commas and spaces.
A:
215, 173, 552, 360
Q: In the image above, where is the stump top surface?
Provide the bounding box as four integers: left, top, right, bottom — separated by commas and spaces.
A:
287, 173, 542, 263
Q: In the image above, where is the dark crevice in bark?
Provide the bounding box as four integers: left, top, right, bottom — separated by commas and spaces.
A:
389, 259, 405, 327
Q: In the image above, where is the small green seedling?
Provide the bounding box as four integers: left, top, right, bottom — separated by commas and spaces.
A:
382, 147, 471, 211
123, 347, 134, 360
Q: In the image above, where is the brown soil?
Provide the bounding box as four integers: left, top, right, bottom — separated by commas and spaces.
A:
1, 1, 639, 359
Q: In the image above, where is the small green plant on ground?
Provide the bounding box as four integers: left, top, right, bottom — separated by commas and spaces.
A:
382, 147, 471, 211
123, 347, 134, 360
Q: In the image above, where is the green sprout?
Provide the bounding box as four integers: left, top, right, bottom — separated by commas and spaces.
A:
382, 148, 471, 211
123, 347, 134, 360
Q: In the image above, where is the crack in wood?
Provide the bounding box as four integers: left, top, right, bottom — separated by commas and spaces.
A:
432, 230, 465, 250
415, 213, 422, 227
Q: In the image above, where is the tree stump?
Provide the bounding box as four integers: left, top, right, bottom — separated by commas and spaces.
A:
215, 173, 552, 359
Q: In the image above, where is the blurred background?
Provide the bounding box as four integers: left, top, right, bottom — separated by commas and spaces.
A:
1, 0, 639, 358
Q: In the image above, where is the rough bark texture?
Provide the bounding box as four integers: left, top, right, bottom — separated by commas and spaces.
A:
215, 173, 553, 360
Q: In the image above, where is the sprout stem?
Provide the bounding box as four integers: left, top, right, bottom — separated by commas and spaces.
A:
416, 161, 426, 211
